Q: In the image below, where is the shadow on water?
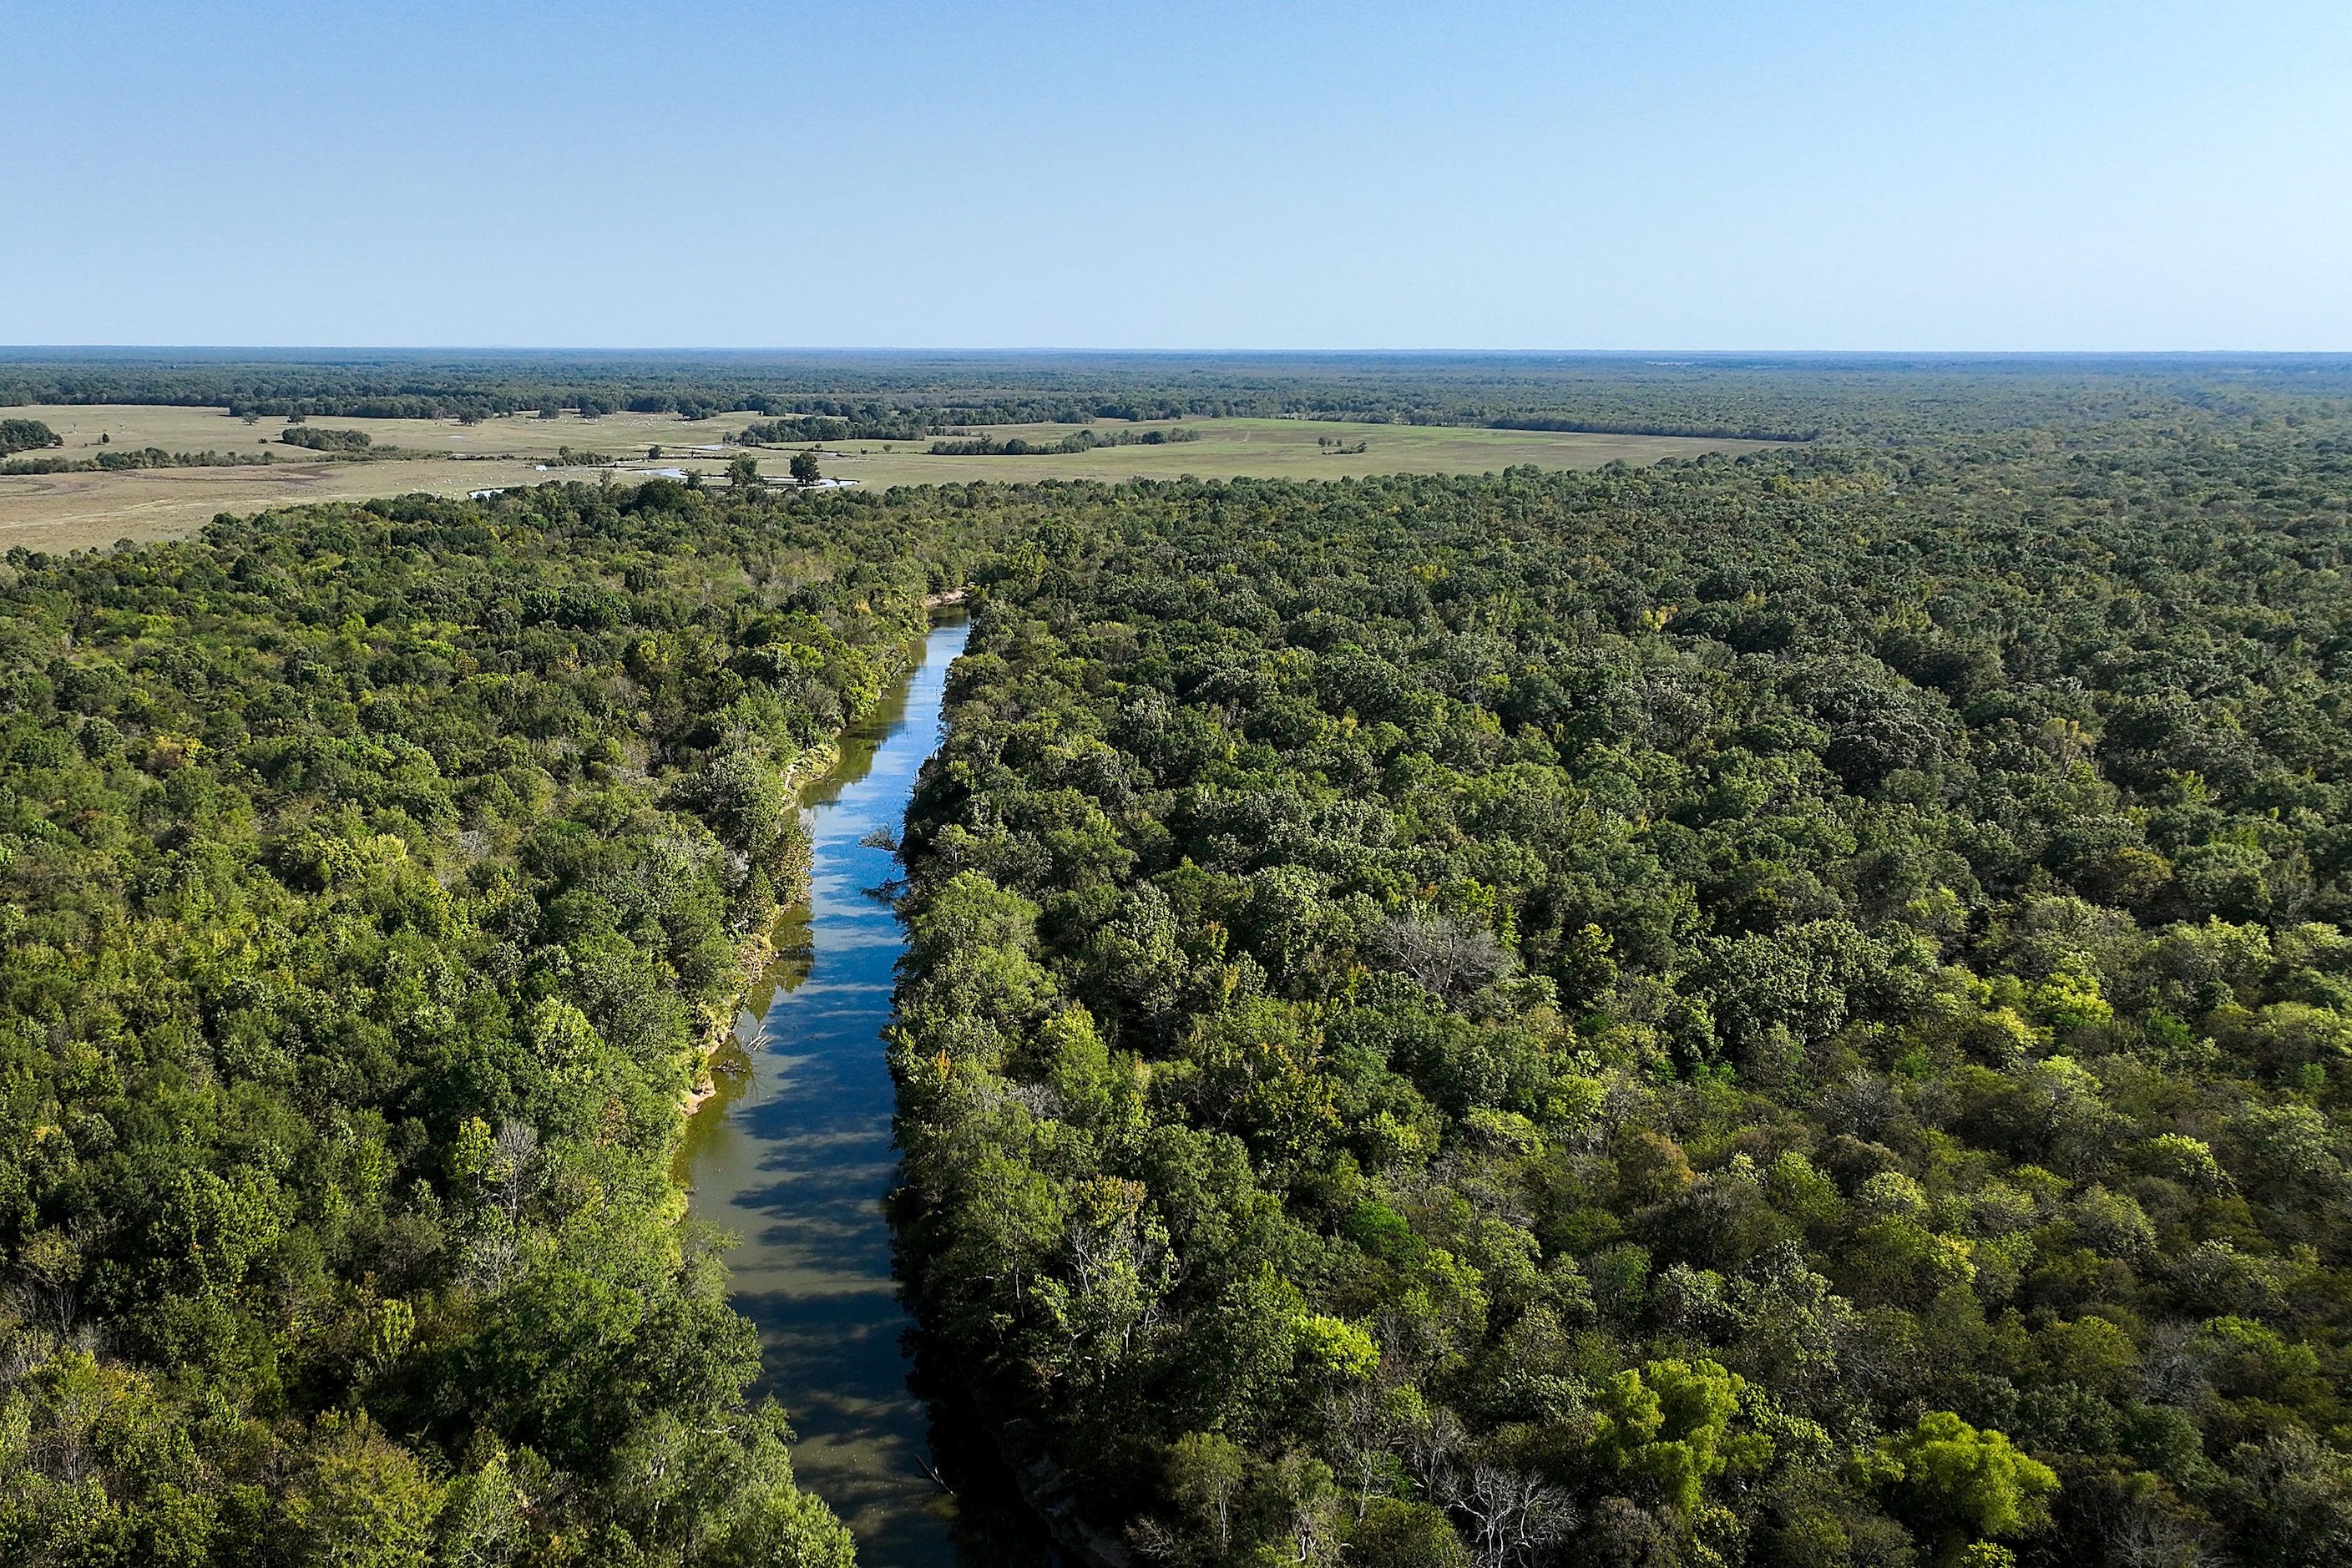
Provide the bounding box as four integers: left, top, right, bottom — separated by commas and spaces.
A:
681, 616, 1053, 1568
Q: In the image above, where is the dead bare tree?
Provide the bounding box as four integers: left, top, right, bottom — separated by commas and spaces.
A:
1324, 1379, 1406, 1520
1446, 1465, 1576, 1568
1375, 913, 1508, 1001
492, 1120, 540, 1221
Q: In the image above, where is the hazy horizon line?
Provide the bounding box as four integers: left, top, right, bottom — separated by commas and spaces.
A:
5, 346, 2351, 362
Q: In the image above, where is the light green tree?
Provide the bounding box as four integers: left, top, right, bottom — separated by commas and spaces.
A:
282, 1414, 443, 1568
1589, 1358, 1771, 1513
1868, 1410, 2057, 1557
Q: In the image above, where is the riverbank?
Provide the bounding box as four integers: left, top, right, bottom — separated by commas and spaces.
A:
679, 734, 841, 1120
675, 606, 949, 1121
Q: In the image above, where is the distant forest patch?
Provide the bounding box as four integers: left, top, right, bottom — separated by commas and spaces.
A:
0, 417, 62, 456
276, 424, 373, 453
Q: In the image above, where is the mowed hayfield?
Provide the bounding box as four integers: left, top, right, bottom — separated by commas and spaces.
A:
0, 404, 1783, 553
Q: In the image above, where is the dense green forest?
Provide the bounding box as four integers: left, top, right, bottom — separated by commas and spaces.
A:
6, 350, 2349, 443
888, 411, 2352, 1567
0, 478, 984, 1565
15, 362, 2352, 1568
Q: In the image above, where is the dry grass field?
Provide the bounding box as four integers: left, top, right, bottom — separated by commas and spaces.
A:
821, 417, 1780, 487
0, 404, 1782, 553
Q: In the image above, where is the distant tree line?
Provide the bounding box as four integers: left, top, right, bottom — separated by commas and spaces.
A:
737, 413, 939, 445
927, 426, 1202, 456
7, 351, 2350, 445
1, 447, 278, 476
1490, 414, 1824, 442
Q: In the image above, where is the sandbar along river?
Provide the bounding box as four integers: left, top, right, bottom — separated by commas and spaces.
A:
681, 615, 1027, 1567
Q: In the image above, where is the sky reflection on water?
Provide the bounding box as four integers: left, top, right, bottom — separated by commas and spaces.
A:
684, 619, 969, 1567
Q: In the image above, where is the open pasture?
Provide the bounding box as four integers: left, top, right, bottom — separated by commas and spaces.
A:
0, 403, 1779, 553
817, 417, 1781, 488
0, 405, 747, 553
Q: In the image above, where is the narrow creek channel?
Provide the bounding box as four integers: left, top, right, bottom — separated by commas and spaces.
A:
678, 615, 1009, 1567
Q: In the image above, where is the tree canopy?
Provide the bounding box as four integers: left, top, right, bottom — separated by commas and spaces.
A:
888, 403, 2352, 1566
0, 480, 986, 1565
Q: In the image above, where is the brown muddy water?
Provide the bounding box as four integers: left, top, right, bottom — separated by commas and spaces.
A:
679, 617, 1051, 1566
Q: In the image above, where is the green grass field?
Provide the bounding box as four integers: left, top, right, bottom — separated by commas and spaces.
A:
0, 404, 1781, 553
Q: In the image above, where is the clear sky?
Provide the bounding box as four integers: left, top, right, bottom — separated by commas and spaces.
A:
4, 1, 2347, 351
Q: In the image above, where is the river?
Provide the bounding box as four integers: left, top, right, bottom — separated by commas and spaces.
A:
680, 615, 1044, 1567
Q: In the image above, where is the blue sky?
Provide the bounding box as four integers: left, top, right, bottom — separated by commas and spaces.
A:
4, 2, 2347, 350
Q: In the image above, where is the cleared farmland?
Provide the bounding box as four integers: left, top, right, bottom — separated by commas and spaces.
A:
0, 404, 1781, 552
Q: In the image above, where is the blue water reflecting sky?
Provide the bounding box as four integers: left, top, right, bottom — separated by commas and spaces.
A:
686, 618, 969, 1566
